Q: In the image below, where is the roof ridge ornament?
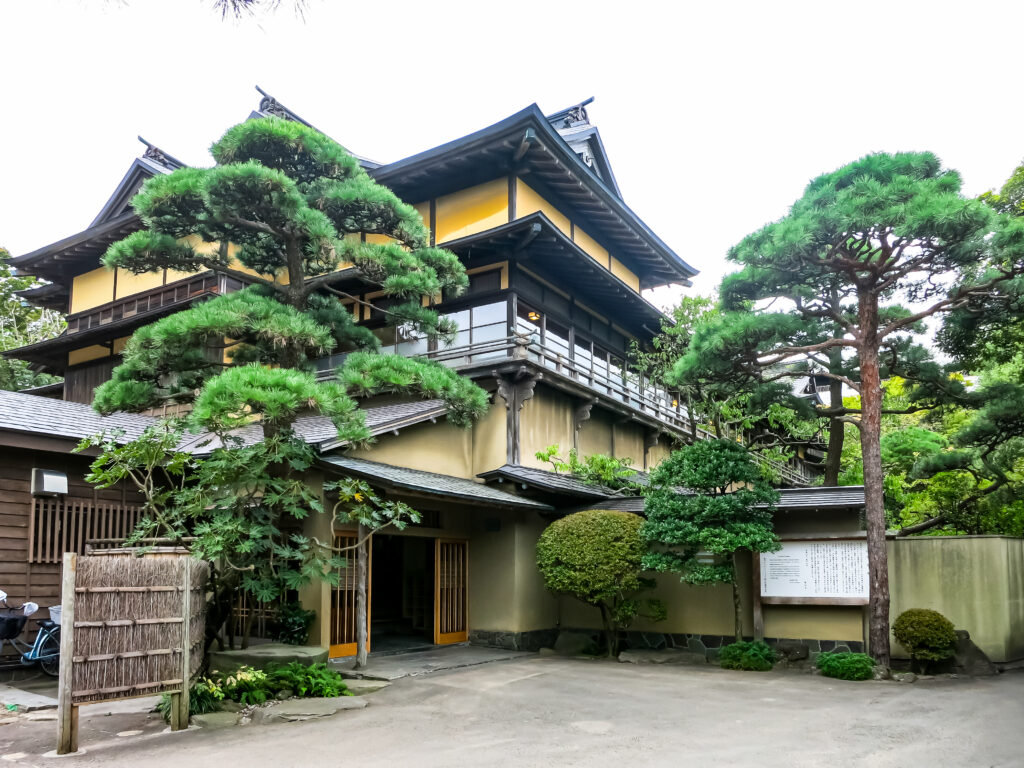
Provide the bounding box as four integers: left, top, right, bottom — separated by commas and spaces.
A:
137, 136, 172, 167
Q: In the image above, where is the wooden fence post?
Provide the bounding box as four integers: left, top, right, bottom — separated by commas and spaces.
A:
171, 557, 191, 731
56, 552, 77, 755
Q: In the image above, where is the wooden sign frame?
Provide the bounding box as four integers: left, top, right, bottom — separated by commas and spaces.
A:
752, 534, 868, 640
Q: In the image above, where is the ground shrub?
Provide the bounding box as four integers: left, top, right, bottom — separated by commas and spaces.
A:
816, 652, 876, 681
157, 677, 225, 723
719, 641, 776, 671
220, 666, 271, 706
892, 608, 957, 672
270, 601, 316, 646
266, 662, 350, 698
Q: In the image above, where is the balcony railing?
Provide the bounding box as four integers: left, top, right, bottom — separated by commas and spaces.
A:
316, 330, 814, 486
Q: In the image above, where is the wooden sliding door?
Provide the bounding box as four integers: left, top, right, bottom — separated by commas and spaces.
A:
434, 539, 468, 644
329, 533, 370, 658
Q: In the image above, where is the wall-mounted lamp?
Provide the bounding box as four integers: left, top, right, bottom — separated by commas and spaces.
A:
31, 469, 68, 496
527, 311, 541, 322
671, 399, 679, 408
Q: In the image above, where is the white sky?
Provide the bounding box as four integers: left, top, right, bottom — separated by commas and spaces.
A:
2, 0, 1022, 307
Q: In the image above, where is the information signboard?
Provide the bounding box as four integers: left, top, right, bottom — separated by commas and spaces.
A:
759, 540, 869, 605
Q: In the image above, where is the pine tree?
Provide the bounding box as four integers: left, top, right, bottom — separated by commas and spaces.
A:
671, 153, 1023, 667
642, 440, 779, 642
95, 116, 488, 433
91, 117, 489, 662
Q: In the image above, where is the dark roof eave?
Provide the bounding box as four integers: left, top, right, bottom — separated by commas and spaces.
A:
371, 105, 696, 282
10, 212, 140, 274
439, 212, 669, 329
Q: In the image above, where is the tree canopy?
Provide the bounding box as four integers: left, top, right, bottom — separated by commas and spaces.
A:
536, 509, 664, 656
670, 152, 1024, 667
96, 116, 488, 438
643, 440, 778, 642
0, 248, 64, 392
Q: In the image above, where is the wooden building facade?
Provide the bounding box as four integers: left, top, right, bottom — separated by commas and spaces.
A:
3, 91, 849, 658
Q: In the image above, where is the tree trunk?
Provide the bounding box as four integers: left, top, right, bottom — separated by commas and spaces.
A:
730, 555, 743, 643
598, 603, 617, 658
354, 523, 369, 669
858, 293, 891, 669
823, 348, 845, 486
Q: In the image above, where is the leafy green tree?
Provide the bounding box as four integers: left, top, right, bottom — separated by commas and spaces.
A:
674, 153, 1021, 667
536, 510, 665, 657
88, 116, 489, 664
643, 440, 779, 642
535, 444, 642, 494
0, 248, 64, 391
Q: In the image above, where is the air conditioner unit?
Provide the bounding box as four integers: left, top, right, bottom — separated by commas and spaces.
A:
31, 469, 68, 496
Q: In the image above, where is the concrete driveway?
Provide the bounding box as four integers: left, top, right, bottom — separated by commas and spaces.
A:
2, 656, 1023, 767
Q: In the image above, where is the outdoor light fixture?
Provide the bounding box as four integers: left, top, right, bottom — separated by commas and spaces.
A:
672, 399, 679, 408
527, 311, 541, 322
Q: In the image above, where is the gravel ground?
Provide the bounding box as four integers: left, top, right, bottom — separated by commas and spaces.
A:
1, 656, 1022, 767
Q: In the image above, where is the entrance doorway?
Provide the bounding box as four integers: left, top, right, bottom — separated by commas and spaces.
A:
371, 535, 434, 654
328, 534, 469, 658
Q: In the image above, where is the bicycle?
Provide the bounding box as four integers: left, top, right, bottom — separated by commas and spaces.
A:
0, 590, 61, 677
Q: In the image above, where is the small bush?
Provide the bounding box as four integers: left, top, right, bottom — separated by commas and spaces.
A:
720, 641, 776, 671
266, 662, 350, 698
157, 677, 224, 723
892, 608, 957, 672
221, 666, 271, 706
270, 602, 316, 646
816, 652, 876, 681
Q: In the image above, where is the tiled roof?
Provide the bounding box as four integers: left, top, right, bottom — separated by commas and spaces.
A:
319, 456, 553, 511
180, 400, 449, 454
477, 464, 623, 500
0, 389, 157, 443
584, 485, 866, 514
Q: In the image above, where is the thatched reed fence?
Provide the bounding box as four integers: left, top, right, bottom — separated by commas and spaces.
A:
57, 551, 208, 754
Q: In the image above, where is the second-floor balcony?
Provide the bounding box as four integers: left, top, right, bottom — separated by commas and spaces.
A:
314, 298, 817, 486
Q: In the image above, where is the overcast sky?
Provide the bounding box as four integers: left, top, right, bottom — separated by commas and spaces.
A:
2, 0, 1022, 307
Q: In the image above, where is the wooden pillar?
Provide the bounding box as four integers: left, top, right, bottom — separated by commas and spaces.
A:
751, 552, 764, 641
56, 552, 77, 755
171, 559, 191, 731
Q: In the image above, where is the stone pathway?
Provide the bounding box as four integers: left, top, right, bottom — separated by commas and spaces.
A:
331, 644, 530, 680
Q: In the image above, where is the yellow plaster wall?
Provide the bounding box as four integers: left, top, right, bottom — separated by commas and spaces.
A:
70, 268, 115, 314
573, 225, 610, 268
579, 411, 614, 457
350, 419, 474, 479
889, 536, 1024, 662
515, 180, 570, 236
610, 255, 641, 292
763, 606, 864, 643
112, 337, 129, 355
614, 422, 645, 470
513, 514, 559, 631
468, 511, 518, 630
519, 388, 575, 469
67, 345, 111, 366
435, 179, 508, 244
114, 268, 163, 300
645, 440, 672, 470
471, 402, 508, 476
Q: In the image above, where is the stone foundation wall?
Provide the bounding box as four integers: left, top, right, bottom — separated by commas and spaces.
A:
469, 628, 558, 652
471, 626, 863, 661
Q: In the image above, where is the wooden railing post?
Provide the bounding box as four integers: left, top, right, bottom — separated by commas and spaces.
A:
56, 552, 78, 755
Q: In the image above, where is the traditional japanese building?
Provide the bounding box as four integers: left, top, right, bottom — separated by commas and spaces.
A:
2, 91, 863, 661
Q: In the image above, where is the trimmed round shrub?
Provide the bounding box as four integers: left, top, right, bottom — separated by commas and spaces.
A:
719, 641, 776, 671
536, 510, 646, 605
816, 651, 876, 681
270, 601, 316, 645
892, 608, 957, 668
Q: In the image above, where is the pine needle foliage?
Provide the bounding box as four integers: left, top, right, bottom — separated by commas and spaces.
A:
670, 151, 1024, 667
95, 116, 486, 439
643, 440, 779, 642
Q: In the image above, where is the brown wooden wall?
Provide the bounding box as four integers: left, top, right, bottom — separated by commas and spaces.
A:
0, 446, 142, 618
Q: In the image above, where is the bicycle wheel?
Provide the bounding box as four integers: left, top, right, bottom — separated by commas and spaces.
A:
37, 631, 60, 677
